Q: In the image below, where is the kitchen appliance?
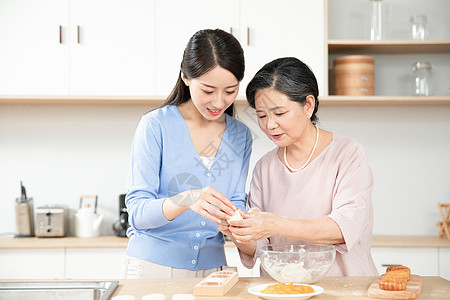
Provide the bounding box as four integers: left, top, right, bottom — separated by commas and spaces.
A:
112, 194, 130, 237
74, 195, 103, 238
35, 206, 68, 237
15, 181, 34, 237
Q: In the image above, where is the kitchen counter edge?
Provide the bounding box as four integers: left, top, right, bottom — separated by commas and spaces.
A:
1, 276, 448, 299
1, 235, 449, 249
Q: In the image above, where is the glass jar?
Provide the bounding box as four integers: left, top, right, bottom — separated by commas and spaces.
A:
410, 14, 428, 40
411, 62, 432, 96
370, 0, 383, 41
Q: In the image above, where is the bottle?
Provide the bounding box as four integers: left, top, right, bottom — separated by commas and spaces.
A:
370, 0, 383, 41
411, 62, 432, 96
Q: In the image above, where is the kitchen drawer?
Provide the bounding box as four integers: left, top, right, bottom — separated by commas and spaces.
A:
65, 248, 126, 279
0, 248, 65, 279
439, 248, 450, 280
371, 247, 439, 276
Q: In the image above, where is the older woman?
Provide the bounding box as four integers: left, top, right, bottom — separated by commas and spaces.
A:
223, 57, 378, 276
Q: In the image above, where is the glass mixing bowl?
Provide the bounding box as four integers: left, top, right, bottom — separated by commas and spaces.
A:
259, 243, 336, 284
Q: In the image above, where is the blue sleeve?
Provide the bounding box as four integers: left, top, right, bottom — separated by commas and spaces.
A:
230, 126, 253, 212
125, 115, 170, 229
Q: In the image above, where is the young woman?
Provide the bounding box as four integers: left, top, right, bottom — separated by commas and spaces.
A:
223, 57, 378, 276
124, 29, 252, 278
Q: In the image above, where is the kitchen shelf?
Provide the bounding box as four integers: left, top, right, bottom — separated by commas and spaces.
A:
320, 96, 450, 106
0, 96, 250, 106
2, 95, 450, 106
325, 0, 450, 101
328, 40, 450, 55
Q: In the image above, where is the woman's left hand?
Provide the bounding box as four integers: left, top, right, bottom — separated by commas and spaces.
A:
227, 207, 275, 243
217, 219, 232, 237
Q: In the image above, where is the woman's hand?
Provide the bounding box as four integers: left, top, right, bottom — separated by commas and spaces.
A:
166, 186, 236, 223
228, 207, 276, 242
217, 219, 232, 237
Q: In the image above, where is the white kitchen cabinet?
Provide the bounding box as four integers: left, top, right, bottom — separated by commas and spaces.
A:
439, 248, 450, 280
224, 245, 260, 277
68, 0, 155, 96
239, 0, 325, 97
65, 248, 126, 279
1, 0, 324, 99
0, 0, 155, 96
0, 249, 65, 279
371, 247, 439, 276
154, 0, 240, 96
154, 0, 324, 97
0, 0, 69, 95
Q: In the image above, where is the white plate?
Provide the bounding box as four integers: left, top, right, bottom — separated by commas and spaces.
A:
248, 283, 324, 300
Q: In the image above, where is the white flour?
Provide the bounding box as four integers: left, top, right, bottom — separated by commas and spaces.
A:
278, 262, 313, 283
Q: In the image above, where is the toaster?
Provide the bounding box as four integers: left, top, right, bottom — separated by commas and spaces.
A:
35, 206, 68, 237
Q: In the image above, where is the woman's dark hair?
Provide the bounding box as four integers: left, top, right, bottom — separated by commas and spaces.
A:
163, 29, 245, 116
246, 57, 319, 124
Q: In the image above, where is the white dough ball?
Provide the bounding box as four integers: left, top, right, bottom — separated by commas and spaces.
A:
172, 294, 194, 300
112, 296, 135, 300
227, 209, 243, 224
142, 294, 166, 300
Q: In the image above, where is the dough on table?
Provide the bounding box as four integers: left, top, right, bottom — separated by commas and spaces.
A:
172, 294, 194, 300
142, 294, 165, 300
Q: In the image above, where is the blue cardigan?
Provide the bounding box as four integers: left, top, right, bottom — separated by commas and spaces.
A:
125, 105, 252, 270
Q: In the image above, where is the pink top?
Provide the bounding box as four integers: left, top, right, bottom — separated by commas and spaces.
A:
239, 133, 378, 276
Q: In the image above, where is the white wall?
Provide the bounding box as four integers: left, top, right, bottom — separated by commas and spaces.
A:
1, 104, 449, 236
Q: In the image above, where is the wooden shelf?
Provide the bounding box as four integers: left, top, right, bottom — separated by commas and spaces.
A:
328, 40, 450, 55
0, 95, 249, 106
321, 96, 450, 106
2, 95, 450, 106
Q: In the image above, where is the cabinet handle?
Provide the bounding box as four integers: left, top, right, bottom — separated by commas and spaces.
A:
59, 25, 62, 44
229, 27, 233, 35
247, 27, 250, 46
77, 25, 80, 44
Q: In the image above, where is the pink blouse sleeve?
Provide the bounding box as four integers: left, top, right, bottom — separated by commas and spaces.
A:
237, 161, 269, 268
327, 144, 374, 253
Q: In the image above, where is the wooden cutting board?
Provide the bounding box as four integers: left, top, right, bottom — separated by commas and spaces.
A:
368, 274, 423, 299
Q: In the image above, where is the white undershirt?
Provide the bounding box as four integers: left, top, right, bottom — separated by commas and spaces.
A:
200, 156, 215, 170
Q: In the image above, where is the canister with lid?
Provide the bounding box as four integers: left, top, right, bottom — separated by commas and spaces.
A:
333, 55, 375, 96
411, 61, 432, 96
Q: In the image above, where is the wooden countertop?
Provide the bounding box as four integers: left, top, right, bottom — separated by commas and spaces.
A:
1, 276, 448, 299
1, 235, 449, 249
113, 276, 450, 299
